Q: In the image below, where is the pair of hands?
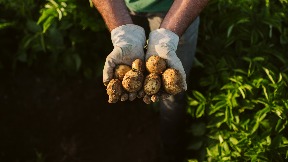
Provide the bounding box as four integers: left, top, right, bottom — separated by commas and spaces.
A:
103, 24, 187, 96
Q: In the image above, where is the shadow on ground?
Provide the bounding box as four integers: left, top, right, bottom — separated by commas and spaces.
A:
0, 69, 161, 162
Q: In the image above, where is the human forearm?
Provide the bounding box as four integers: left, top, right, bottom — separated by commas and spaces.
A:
91, 0, 133, 31
161, 0, 209, 36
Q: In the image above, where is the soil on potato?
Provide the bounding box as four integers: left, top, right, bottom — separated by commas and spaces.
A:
0, 68, 161, 162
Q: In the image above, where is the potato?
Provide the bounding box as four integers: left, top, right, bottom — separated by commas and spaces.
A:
146, 55, 167, 74
108, 94, 119, 103
151, 94, 159, 102
120, 93, 128, 101
144, 73, 161, 95
129, 92, 137, 101
143, 94, 152, 104
132, 59, 144, 72
106, 79, 123, 103
122, 70, 144, 93
162, 68, 184, 95
114, 65, 131, 81
122, 59, 144, 93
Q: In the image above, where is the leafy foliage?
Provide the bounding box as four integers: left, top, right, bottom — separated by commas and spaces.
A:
187, 0, 288, 161
0, 0, 110, 77
1, 0, 288, 161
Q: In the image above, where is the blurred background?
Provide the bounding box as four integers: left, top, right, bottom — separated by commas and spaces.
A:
0, 0, 288, 161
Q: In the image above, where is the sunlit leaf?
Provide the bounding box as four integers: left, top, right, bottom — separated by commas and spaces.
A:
227, 24, 234, 38
229, 137, 239, 145
263, 67, 275, 84
192, 90, 206, 102
262, 85, 269, 100
219, 135, 224, 144
209, 100, 226, 115
196, 104, 205, 118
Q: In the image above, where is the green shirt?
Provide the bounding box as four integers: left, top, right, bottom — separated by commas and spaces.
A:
125, 0, 173, 13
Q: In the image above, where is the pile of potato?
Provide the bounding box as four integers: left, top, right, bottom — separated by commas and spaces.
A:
106, 56, 184, 104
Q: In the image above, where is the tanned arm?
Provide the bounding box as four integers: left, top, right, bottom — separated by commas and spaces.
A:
91, 0, 133, 31
161, 0, 209, 37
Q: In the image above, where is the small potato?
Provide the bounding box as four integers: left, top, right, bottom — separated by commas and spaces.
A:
144, 73, 161, 95
129, 92, 137, 101
143, 94, 152, 104
120, 93, 128, 101
122, 70, 144, 93
151, 95, 159, 102
162, 68, 183, 95
108, 94, 119, 103
146, 55, 167, 74
114, 65, 131, 81
107, 79, 123, 103
132, 59, 144, 72
107, 79, 122, 96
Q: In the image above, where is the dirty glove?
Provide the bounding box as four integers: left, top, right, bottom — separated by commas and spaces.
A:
103, 24, 146, 86
146, 28, 187, 92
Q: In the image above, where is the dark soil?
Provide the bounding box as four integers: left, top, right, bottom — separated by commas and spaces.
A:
0, 69, 161, 162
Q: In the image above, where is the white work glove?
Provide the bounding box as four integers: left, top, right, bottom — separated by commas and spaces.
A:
103, 24, 146, 86
146, 28, 187, 92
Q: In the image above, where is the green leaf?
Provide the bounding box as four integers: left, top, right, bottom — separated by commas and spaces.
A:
0, 22, 14, 29
209, 100, 227, 115
273, 106, 284, 119
266, 136, 272, 146
278, 73, 283, 83
262, 85, 269, 100
227, 24, 234, 38
221, 83, 235, 90
242, 56, 252, 62
189, 99, 199, 106
37, 8, 55, 25
42, 16, 55, 33
222, 141, 230, 153
231, 151, 241, 157
207, 115, 225, 128
233, 69, 248, 75
238, 87, 245, 99
219, 134, 224, 144
252, 57, 265, 62
192, 91, 206, 102
225, 106, 234, 128
212, 94, 227, 101
256, 107, 270, 121
283, 136, 288, 145
251, 121, 259, 134
188, 160, 198, 162
236, 18, 249, 24
72, 54, 81, 71
206, 148, 212, 157
275, 119, 287, 133
263, 67, 275, 84
222, 156, 231, 161
196, 104, 205, 118
229, 137, 239, 145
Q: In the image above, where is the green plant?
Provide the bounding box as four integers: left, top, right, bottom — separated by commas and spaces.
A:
0, 0, 109, 77
187, 0, 288, 161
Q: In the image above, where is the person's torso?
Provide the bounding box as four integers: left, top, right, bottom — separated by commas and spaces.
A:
125, 0, 173, 13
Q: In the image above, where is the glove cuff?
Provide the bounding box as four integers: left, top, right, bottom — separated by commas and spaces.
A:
148, 28, 179, 52
111, 24, 146, 49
